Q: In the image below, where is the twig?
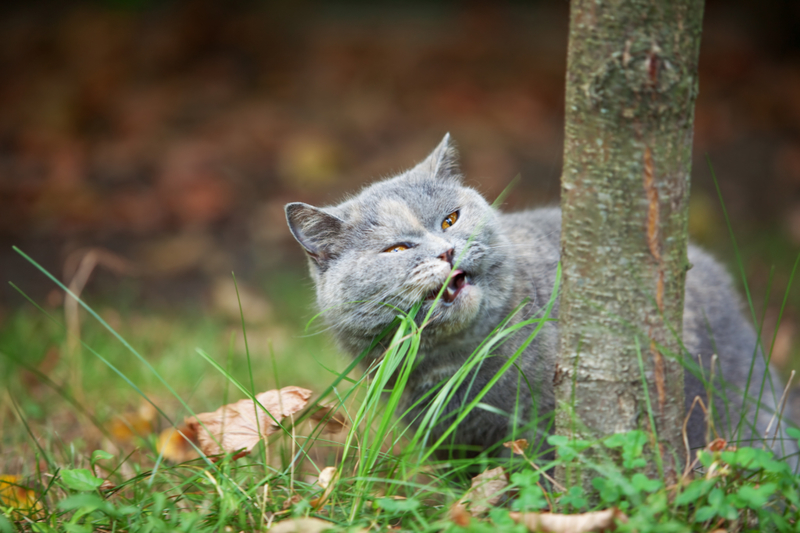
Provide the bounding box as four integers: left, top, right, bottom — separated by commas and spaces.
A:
682, 395, 709, 479
63, 248, 134, 398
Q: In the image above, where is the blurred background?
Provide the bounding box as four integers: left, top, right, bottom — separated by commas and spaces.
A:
2, 0, 800, 470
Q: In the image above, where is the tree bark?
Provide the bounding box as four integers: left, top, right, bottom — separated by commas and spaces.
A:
555, 0, 704, 486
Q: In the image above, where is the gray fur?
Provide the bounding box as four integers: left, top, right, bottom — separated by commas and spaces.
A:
286, 134, 797, 461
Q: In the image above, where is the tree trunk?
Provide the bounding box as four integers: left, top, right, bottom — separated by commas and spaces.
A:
555, 0, 704, 486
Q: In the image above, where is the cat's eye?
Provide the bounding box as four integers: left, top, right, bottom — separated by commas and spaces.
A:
383, 244, 410, 253
441, 211, 459, 230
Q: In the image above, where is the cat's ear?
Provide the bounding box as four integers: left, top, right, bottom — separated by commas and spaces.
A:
285, 202, 344, 265
414, 132, 461, 180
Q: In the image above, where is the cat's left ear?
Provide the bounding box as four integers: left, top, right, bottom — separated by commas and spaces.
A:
414, 132, 461, 180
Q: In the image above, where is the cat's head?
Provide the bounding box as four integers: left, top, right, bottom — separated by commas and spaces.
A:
285, 134, 514, 354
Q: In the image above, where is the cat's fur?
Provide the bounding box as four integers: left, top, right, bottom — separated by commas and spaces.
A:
285, 134, 796, 460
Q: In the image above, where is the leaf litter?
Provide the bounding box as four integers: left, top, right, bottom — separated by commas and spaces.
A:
156, 385, 346, 461
509, 508, 628, 533
456, 466, 628, 532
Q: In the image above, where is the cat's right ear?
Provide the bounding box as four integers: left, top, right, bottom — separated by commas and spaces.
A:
285, 202, 344, 266
414, 132, 461, 181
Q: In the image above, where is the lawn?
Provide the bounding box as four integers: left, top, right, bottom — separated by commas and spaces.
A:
1, 252, 799, 532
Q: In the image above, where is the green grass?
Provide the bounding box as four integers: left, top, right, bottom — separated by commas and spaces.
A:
2, 256, 799, 532
3, 195, 800, 533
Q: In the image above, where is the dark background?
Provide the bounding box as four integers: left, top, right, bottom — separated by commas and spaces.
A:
2, 0, 800, 373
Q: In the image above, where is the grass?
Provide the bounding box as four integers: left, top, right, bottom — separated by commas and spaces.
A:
2, 234, 800, 531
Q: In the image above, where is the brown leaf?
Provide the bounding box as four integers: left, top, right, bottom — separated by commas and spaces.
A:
109, 403, 157, 442
281, 494, 303, 510
316, 466, 337, 490
309, 403, 348, 434
706, 438, 729, 452
157, 424, 200, 463
0, 475, 41, 517
464, 466, 508, 514
503, 439, 529, 455
269, 517, 336, 533
509, 508, 628, 533
309, 466, 337, 509
449, 502, 471, 527
186, 386, 312, 458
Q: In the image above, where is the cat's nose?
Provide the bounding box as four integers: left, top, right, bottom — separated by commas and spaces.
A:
438, 248, 455, 266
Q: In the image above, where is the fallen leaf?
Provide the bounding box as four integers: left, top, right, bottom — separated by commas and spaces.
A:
309, 403, 348, 434
157, 424, 200, 463
108, 403, 157, 442
186, 386, 312, 458
449, 502, 471, 527
0, 475, 40, 514
310, 466, 337, 509
509, 508, 628, 533
463, 466, 508, 514
706, 438, 729, 452
281, 494, 303, 510
316, 466, 337, 490
503, 439, 529, 455
269, 517, 336, 533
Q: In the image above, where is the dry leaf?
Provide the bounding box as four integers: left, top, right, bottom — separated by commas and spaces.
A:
464, 466, 508, 514
503, 439, 529, 455
509, 508, 628, 533
157, 424, 200, 462
269, 517, 336, 533
706, 438, 732, 452
309, 404, 348, 434
309, 466, 338, 509
187, 386, 312, 458
108, 403, 157, 442
0, 475, 41, 515
316, 466, 337, 489
449, 502, 471, 527
281, 494, 303, 510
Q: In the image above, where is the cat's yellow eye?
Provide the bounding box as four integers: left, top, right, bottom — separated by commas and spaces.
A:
441, 211, 459, 230
384, 244, 409, 253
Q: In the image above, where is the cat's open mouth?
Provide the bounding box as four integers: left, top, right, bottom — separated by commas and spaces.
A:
427, 269, 470, 306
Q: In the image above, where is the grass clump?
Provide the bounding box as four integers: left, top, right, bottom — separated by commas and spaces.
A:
1, 246, 799, 532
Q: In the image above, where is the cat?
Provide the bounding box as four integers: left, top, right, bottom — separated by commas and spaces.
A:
285, 134, 797, 461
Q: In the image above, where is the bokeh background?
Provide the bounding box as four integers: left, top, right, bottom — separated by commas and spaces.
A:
2, 0, 800, 472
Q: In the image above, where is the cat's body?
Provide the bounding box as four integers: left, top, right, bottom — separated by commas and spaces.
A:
286, 135, 796, 460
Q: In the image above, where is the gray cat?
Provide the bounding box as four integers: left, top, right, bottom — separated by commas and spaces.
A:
285, 134, 796, 461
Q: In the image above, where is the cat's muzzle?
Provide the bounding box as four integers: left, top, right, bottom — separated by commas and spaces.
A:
426, 269, 470, 306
